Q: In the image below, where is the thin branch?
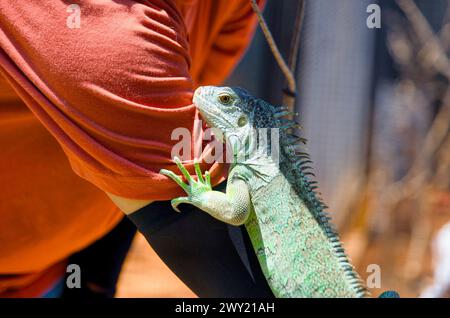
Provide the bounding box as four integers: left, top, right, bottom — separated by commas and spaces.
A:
397, 0, 450, 79
250, 0, 296, 99
283, 0, 305, 112
288, 0, 305, 73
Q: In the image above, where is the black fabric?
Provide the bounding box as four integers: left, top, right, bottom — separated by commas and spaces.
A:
62, 216, 137, 298
128, 200, 274, 298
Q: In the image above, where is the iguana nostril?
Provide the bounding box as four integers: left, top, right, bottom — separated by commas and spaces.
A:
194, 86, 202, 96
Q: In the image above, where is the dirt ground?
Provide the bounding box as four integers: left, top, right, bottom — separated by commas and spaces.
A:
116, 233, 196, 298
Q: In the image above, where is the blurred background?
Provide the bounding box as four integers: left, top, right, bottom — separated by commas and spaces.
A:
116, 0, 450, 297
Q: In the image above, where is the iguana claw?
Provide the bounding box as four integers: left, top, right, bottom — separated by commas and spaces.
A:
170, 197, 190, 213
159, 156, 212, 212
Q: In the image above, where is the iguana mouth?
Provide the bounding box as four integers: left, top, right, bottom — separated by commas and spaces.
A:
193, 89, 214, 127
194, 98, 218, 127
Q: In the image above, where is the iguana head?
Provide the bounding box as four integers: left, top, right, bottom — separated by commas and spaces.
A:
193, 85, 283, 162
193, 85, 254, 136
193, 86, 258, 156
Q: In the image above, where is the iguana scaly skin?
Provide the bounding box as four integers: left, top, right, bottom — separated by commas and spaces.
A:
160, 86, 368, 298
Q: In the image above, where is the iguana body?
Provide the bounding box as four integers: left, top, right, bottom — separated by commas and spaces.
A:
160, 86, 368, 298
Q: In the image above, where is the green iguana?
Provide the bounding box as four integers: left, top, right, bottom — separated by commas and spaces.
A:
160, 86, 368, 298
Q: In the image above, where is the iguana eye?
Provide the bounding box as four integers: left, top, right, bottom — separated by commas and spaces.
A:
238, 115, 248, 127
218, 93, 233, 105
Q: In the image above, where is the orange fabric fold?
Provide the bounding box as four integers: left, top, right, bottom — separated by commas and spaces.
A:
0, 0, 264, 296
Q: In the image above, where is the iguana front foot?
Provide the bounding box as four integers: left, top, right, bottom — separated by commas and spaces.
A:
160, 157, 251, 226
160, 156, 212, 213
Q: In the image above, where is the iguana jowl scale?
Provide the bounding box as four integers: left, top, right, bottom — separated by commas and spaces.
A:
160, 86, 368, 298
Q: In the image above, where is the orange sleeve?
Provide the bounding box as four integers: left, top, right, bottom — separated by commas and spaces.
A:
194, 0, 266, 86
0, 0, 226, 200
